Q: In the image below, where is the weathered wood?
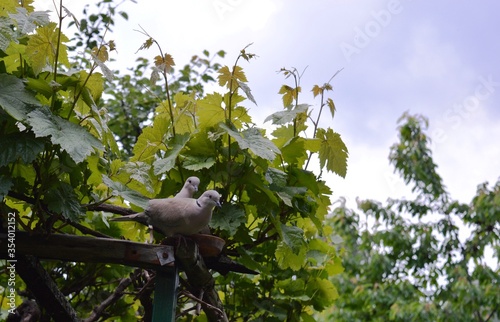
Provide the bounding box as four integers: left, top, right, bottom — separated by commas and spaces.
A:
0, 232, 174, 271
175, 237, 229, 322
15, 255, 81, 322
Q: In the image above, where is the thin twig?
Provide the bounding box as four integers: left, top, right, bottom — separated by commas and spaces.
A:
179, 290, 224, 316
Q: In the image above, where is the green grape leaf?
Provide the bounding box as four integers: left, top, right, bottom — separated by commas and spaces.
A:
0, 16, 16, 50
0, 74, 41, 120
43, 182, 82, 221
238, 81, 257, 105
131, 115, 169, 162
182, 155, 216, 171
276, 278, 310, 301
264, 104, 309, 125
26, 106, 104, 164
153, 133, 190, 175
281, 137, 308, 166
0, 173, 13, 201
281, 223, 305, 253
25, 22, 70, 75
210, 204, 246, 235
275, 241, 306, 271
306, 278, 339, 310
273, 186, 307, 207
220, 124, 279, 161
271, 125, 295, 148
265, 167, 287, 186
317, 128, 348, 178
124, 161, 154, 194
102, 175, 149, 209
91, 52, 114, 82
9, 7, 50, 34
197, 93, 225, 129
0, 132, 45, 166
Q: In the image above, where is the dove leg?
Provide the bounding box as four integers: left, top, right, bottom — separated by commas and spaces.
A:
148, 225, 154, 244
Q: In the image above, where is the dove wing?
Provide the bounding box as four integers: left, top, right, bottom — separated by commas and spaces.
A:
146, 198, 200, 235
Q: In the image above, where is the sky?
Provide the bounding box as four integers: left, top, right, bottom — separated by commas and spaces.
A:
36, 0, 500, 208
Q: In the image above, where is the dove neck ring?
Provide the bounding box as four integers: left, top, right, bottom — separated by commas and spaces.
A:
196, 200, 201, 208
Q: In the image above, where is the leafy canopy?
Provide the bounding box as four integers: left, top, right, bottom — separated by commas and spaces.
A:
0, 1, 348, 321
319, 113, 500, 322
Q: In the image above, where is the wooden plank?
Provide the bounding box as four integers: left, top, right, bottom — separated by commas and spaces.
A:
0, 232, 174, 271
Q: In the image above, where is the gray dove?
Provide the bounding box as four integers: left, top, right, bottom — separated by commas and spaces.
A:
175, 176, 200, 198
111, 190, 221, 237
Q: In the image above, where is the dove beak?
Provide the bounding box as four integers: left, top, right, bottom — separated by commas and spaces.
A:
216, 201, 222, 208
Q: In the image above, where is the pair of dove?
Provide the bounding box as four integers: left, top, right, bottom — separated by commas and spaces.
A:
111, 177, 221, 236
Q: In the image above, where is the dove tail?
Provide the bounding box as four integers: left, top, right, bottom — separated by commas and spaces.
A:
110, 212, 149, 225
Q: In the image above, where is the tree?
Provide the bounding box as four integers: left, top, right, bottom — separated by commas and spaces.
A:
0, 1, 347, 320
319, 113, 500, 321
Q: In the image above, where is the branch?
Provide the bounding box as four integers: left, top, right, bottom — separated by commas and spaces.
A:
68, 221, 113, 238
485, 304, 498, 322
7, 191, 136, 217
83, 269, 141, 322
84, 203, 136, 216
178, 290, 224, 317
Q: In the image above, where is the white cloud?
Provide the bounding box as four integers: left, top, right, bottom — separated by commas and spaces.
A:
405, 23, 462, 79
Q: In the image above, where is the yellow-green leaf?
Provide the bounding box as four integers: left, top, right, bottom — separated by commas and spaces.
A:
25, 22, 69, 74
197, 93, 225, 129
218, 65, 247, 91
278, 85, 300, 107
108, 40, 116, 51
275, 242, 307, 271
0, 0, 17, 16
91, 45, 108, 62
327, 97, 336, 118
137, 37, 154, 51
131, 115, 169, 162
218, 66, 232, 88
154, 54, 175, 74
317, 128, 348, 178
312, 84, 322, 98
232, 65, 247, 82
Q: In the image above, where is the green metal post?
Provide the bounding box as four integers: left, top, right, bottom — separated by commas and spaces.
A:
152, 265, 179, 321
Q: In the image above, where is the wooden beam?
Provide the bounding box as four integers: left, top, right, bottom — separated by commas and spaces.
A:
15, 255, 81, 322
0, 232, 174, 271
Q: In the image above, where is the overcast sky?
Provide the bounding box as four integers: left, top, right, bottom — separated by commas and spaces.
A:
38, 0, 500, 207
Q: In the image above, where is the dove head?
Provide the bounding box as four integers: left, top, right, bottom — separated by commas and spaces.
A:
185, 176, 200, 193
197, 190, 222, 209
175, 176, 200, 198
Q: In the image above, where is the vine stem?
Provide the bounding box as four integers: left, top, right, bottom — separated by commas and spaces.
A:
50, 0, 64, 111
304, 68, 343, 171
135, 26, 176, 136
224, 51, 246, 198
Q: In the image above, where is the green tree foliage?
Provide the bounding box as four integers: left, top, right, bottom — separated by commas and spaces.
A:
320, 113, 500, 321
0, 1, 348, 320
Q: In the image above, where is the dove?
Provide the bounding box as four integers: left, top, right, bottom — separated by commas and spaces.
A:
175, 176, 200, 198
111, 190, 221, 237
